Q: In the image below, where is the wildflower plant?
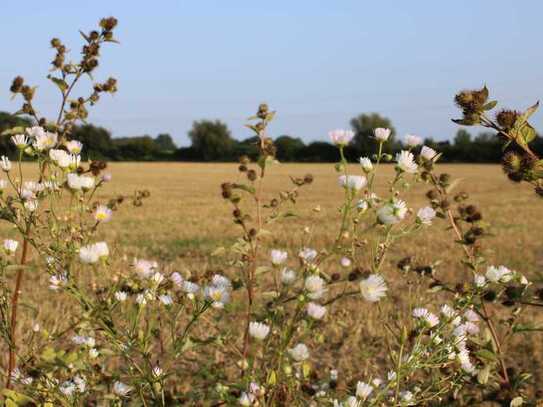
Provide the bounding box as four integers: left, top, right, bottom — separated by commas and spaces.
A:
0, 17, 540, 407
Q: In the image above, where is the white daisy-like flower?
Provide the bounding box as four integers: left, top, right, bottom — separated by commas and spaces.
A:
133, 259, 158, 279
65, 140, 83, 154
299, 247, 318, 262
183, 281, 200, 294
458, 349, 476, 374
211, 274, 232, 289
485, 265, 514, 283
152, 366, 163, 378
357, 199, 369, 212
474, 274, 486, 287
400, 390, 414, 403
60, 381, 76, 396
94, 205, 112, 223
404, 134, 422, 147
413, 307, 439, 327
49, 274, 68, 290
288, 343, 309, 361
25, 126, 46, 139
387, 371, 397, 381
249, 321, 270, 340
359, 157, 373, 172
49, 149, 72, 168
270, 249, 288, 266
73, 375, 86, 393
239, 392, 253, 406
24, 199, 39, 212
79, 242, 109, 264
395, 150, 418, 173
343, 396, 359, 407
464, 309, 479, 322
338, 175, 367, 191
33, 130, 58, 151
340, 257, 352, 268
374, 128, 391, 142
0, 179, 7, 190
440, 304, 456, 319
1, 156, 12, 172
420, 146, 438, 161
67, 173, 95, 191
89, 348, 99, 358
304, 275, 326, 299
170, 272, 184, 288
359, 274, 387, 302
11, 134, 28, 149
306, 302, 327, 320
377, 199, 408, 225
356, 381, 373, 400
159, 294, 173, 306
114, 291, 128, 302
3, 239, 18, 255
281, 268, 296, 285
113, 381, 132, 397
329, 129, 354, 146
205, 285, 230, 308
417, 206, 436, 225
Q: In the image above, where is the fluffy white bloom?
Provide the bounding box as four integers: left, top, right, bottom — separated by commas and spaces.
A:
114, 291, 128, 302
374, 128, 391, 142
485, 265, 514, 283
1, 156, 11, 171
3, 239, 18, 254
395, 150, 418, 173
359, 274, 387, 302
65, 140, 83, 154
67, 173, 95, 191
377, 199, 408, 225
306, 302, 327, 320
205, 285, 230, 309
400, 390, 414, 403
281, 268, 296, 285
26, 126, 46, 139
60, 381, 76, 396
79, 242, 109, 264
133, 259, 158, 278
417, 206, 436, 225
359, 157, 373, 172
387, 371, 397, 381
159, 294, 173, 305
49, 149, 72, 168
170, 272, 184, 287
356, 381, 373, 399
412, 308, 439, 327
404, 134, 422, 147
474, 274, 486, 287
73, 375, 86, 392
239, 392, 253, 406
304, 275, 326, 299
49, 274, 68, 290
183, 281, 200, 294
11, 134, 28, 149
420, 146, 437, 161
329, 129, 354, 146
94, 205, 112, 223
340, 257, 352, 268
113, 381, 132, 396
33, 130, 58, 151
338, 175, 367, 191
299, 247, 318, 262
464, 309, 479, 322
440, 304, 456, 319
458, 349, 476, 374
288, 343, 309, 361
249, 321, 270, 340
270, 249, 288, 265
211, 274, 232, 289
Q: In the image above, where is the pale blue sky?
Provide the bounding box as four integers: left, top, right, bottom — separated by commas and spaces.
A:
1, 1, 542, 146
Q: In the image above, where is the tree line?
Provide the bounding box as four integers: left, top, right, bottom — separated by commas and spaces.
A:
1, 111, 541, 162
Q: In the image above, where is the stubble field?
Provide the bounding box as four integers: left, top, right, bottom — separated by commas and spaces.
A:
5, 162, 543, 391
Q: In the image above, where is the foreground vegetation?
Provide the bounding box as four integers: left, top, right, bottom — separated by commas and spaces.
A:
0, 17, 542, 407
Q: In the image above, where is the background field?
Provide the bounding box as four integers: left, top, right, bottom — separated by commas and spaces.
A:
6, 162, 543, 388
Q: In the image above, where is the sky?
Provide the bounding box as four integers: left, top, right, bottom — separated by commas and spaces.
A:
1, 1, 542, 146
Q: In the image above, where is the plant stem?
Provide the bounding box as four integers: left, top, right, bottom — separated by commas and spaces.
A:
6, 237, 30, 389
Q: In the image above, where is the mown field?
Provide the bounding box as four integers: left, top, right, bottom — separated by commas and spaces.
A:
5, 162, 543, 388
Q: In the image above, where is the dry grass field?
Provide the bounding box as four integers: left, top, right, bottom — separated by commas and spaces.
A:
5, 162, 543, 393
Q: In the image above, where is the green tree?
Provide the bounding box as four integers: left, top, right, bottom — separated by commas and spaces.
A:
350, 113, 397, 155
0, 112, 32, 157
154, 133, 177, 152
71, 124, 115, 160
188, 120, 234, 161
274, 135, 305, 162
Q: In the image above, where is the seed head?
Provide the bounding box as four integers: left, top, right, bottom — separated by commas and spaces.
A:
496, 109, 519, 130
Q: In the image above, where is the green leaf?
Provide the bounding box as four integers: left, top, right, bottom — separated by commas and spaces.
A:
512, 323, 543, 333
2, 389, 36, 405
521, 100, 539, 122
232, 183, 255, 194
483, 100, 497, 111
47, 75, 68, 93
1, 126, 26, 136
475, 349, 497, 362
